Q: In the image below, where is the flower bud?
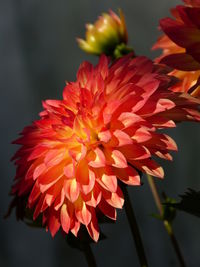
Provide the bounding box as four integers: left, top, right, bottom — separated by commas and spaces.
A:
77, 10, 128, 56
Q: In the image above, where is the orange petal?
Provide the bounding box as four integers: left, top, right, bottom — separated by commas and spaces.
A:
28, 180, 40, 207
114, 166, 141, 186
97, 174, 117, 193
132, 159, 164, 178
75, 201, 92, 226
37, 164, 65, 193
76, 161, 95, 194
64, 179, 80, 203
33, 195, 45, 220
111, 150, 128, 168
60, 203, 71, 234
54, 188, 65, 210
70, 219, 80, 237
113, 130, 133, 146
81, 170, 96, 195
89, 148, 106, 168
98, 130, 112, 143
119, 144, 150, 160
33, 163, 46, 180
86, 209, 99, 242
98, 199, 116, 220
118, 112, 144, 128
27, 145, 48, 161
64, 163, 75, 178
48, 210, 60, 237
44, 149, 66, 168
83, 186, 102, 207
103, 186, 124, 209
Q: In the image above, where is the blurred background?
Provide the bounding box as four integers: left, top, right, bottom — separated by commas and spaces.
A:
1, 0, 200, 266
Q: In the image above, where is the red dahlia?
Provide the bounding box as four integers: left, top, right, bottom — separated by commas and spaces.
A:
153, 0, 200, 97
10, 55, 200, 241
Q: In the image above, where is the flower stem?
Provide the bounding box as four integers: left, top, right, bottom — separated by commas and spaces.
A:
82, 243, 97, 267
147, 174, 187, 267
121, 185, 148, 267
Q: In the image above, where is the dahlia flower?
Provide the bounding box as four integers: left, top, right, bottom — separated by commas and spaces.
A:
77, 10, 128, 56
153, 0, 200, 97
10, 55, 200, 241
183, 0, 200, 7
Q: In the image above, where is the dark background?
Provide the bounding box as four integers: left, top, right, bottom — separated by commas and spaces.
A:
1, 0, 200, 266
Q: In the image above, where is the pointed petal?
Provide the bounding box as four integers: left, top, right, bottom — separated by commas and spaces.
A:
86, 209, 99, 242
33, 163, 46, 180
161, 53, 200, 71
44, 149, 66, 168
60, 203, 70, 234
98, 199, 116, 220
103, 186, 124, 209
114, 166, 141, 186
64, 179, 80, 203
70, 219, 80, 237
54, 188, 65, 210
111, 150, 128, 168
27, 145, 48, 161
48, 210, 60, 237
160, 17, 200, 47
76, 161, 95, 194
75, 201, 92, 226
113, 130, 133, 146
82, 186, 102, 207
132, 159, 164, 178
97, 174, 118, 193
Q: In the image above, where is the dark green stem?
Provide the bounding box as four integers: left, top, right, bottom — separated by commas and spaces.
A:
147, 174, 187, 267
122, 185, 148, 267
81, 243, 97, 267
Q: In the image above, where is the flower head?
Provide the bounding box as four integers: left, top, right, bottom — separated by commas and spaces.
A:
77, 10, 128, 56
10, 55, 200, 241
153, 0, 200, 97
183, 0, 200, 7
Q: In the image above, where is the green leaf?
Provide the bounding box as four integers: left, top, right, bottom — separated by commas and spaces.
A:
164, 188, 200, 218
162, 196, 177, 223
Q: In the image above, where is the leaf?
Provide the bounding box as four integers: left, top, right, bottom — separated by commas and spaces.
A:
164, 188, 200, 218
151, 197, 176, 223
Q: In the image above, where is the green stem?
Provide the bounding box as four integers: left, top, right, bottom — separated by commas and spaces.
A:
122, 185, 148, 267
147, 174, 187, 267
81, 243, 97, 267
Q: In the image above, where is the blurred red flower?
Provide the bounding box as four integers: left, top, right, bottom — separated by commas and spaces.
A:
153, 0, 200, 97
10, 55, 200, 241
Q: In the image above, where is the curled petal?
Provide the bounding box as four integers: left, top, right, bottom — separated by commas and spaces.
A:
89, 148, 106, 168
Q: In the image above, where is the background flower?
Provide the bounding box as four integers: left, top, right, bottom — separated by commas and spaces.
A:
77, 10, 128, 56
153, 0, 200, 97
